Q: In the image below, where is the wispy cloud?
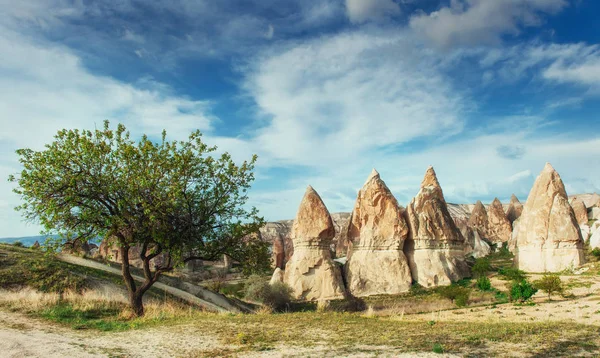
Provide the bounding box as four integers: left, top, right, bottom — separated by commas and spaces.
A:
410, 0, 567, 49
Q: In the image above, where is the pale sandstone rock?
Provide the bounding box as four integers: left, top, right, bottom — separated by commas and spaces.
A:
461, 226, 491, 259
515, 163, 585, 272
468, 201, 488, 238
282, 186, 345, 301
505, 194, 523, 225
270, 267, 284, 285
590, 228, 600, 249
571, 199, 588, 225
509, 216, 521, 253
345, 169, 412, 296
404, 166, 470, 287
589, 207, 600, 221
487, 198, 512, 244
580, 224, 591, 242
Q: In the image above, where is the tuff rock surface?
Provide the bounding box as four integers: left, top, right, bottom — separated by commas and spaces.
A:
468, 201, 488, 237
344, 169, 412, 296
282, 186, 345, 301
404, 166, 469, 287
571, 199, 588, 225
514, 163, 585, 272
505, 194, 523, 225
487, 198, 512, 244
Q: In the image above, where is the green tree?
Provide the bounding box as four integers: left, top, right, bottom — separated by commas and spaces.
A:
534, 274, 563, 301
509, 279, 537, 303
9, 121, 269, 316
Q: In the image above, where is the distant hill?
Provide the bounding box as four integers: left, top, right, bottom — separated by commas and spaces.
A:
0, 236, 49, 247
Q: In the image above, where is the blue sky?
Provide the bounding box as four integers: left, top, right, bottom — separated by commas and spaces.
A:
1, 0, 600, 237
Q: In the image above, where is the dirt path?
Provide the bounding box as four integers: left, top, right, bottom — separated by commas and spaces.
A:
0, 309, 460, 358
58, 254, 226, 313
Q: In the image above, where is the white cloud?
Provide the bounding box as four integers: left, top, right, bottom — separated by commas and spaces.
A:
345, 0, 401, 24
0, 27, 217, 237
409, 0, 567, 48
242, 30, 466, 167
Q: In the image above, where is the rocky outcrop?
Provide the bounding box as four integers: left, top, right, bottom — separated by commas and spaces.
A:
260, 221, 293, 269
505, 194, 523, 224
331, 212, 352, 258
282, 186, 345, 301
344, 169, 412, 296
487, 198, 512, 244
461, 226, 491, 258
571, 199, 588, 225
270, 267, 284, 285
570, 193, 600, 208
514, 163, 585, 272
468, 201, 488, 237
404, 166, 470, 287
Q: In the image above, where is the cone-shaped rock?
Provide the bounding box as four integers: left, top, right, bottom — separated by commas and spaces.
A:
487, 198, 512, 244
506, 194, 523, 224
468, 201, 489, 237
461, 226, 491, 259
515, 163, 585, 272
571, 199, 588, 225
345, 169, 412, 296
404, 167, 470, 287
282, 186, 345, 300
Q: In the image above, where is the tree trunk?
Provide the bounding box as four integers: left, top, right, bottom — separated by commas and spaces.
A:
129, 291, 144, 317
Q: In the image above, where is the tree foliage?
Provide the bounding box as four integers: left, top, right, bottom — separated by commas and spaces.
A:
534, 274, 563, 301
10, 121, 269, 315
509, 280, 537, 303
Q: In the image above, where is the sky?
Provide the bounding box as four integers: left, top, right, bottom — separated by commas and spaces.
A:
1, 0, 600, 237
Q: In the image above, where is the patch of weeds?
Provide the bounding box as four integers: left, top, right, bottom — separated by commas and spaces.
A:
432, 343, 444, 354
498, 267, 527, 281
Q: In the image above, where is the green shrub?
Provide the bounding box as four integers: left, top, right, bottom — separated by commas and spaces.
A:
509, 280, 537, 303
534, 274, 563, 301
438, 285, 470, 307
472, 258, 491, 278
498, 267, 526, 281
476, 276, 492, 291
591, 248, 600, 258
432, 343, 444, 354
244, 275, 292, 312
12, 241, 25, 248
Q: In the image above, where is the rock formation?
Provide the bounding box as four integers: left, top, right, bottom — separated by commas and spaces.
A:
461, 226, 491, 258
487, 198, 512, 244
344, 169, 412, 296
331, 212, 352, 258
260, 221, 293, 269
468, 201, 488, 237
404, 166, 470, 287
282, 186, 345, 301
31, 241, 40, 249
514, 163, 585, 272
571, 199, 588, 225
270, 267, 284, 285
505, 194, 523, 224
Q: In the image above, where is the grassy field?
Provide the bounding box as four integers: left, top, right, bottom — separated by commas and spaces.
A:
2, 243, 600, 357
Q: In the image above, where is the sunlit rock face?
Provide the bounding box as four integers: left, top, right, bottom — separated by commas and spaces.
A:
404, 166, 470, 287
468, 201, 488, 238
344, 169, 412, 297
506, 194, 523, 225
487, 198, 512, 244
570, 199, 588, 226
282, 186, 345, 301
515, 163, 585, 272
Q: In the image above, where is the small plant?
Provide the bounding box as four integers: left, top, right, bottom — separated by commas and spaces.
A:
476, 276, 492, 291
472, 258, 491, 278
591, 248, 600, 258
438, 285, 470, 307
509, 279, 538, 303
498, 267, 526, 281
534, 274, 563, 301
432, 343, 444, 354
244, 275, 293, 312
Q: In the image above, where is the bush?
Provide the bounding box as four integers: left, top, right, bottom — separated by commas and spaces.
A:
498, 267, 526, 281
12, 241, 25, 248
244, 275, 292, 312
509, 280, 537, 303
534, 274, 563, 301
591, 248, 600, 258
438, 285, 470, 307
472, 258, 491, 278
476, 276, 492, 291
